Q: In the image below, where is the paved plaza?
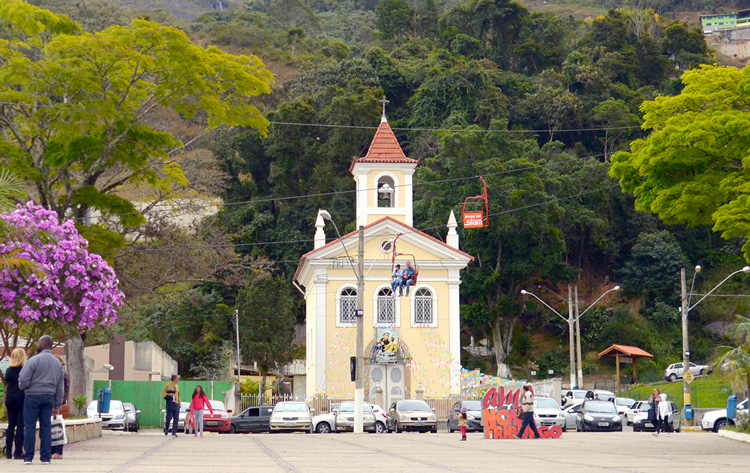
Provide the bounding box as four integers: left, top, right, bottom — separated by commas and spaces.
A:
3, 430, 749, 473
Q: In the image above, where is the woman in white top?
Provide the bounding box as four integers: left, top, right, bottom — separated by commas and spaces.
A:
655, 393, 672, 436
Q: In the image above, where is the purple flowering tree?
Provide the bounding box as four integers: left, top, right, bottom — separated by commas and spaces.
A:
0, 202, 123, 400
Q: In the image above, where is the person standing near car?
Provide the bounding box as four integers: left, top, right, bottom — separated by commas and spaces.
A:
647, 388, 661, 435
161, 375, 181, 437
514, 385, 541, 439
51, 355, 70, 459
18, 335, 65, 465
190, 385, 214, 437
656, 393, 672, 436
4, 348, 27, 460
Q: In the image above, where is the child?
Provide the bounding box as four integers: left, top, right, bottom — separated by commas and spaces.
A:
391, 264, 404, 296
190, 385, 214, 437
457, 407, 468, 441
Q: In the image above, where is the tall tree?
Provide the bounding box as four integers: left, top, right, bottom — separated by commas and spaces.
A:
236, 277, 296, 401
610, 64, 750, 261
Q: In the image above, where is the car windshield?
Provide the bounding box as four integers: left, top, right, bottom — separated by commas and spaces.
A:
338, 402, 372, 413
87, 400, 123, 411
209, 401, 226, 411
585, 401, 617, 414
573, 392, 586, 399
535, 398, 560, 410
398, 401, 431, 412
462, 400, 482, 411
616, 398, 634, 407
637, 403, 650, 412
274, 403, 308, 413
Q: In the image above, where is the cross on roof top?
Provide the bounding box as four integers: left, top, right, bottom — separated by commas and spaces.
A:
378, 96, 390, 122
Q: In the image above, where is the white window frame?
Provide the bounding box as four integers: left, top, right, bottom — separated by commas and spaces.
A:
411, 284, 438, 328
373, 172, 399, 209
336, 285, 358, 328
373, 284, 400, 327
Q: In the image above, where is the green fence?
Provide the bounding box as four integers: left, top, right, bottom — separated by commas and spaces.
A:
93, 380, 232, 427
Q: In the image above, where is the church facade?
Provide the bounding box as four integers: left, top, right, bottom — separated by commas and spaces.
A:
294, 115, 472, 407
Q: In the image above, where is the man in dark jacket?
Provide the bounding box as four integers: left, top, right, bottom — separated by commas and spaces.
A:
19, 335, 65, 465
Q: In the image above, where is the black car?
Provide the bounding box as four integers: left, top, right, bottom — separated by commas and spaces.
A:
447, 400, 483, 433
123, 402, 140, 432
576, 400, 623, 432
230, 406, 274, 433
633, 401, 682, 433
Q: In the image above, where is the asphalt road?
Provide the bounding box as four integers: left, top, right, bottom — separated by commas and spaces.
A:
3, 429, 748, 472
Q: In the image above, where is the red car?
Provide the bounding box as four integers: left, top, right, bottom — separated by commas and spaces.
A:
185, 400, 232, 433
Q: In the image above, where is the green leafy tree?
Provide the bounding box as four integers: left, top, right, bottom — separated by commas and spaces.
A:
714, 314, 750, 399
620, 231, 689, 303
375, 0, 413, 41
609, 65, 750, 261
236, 277, 296, 402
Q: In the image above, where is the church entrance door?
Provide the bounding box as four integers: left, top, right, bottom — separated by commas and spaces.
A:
369, 364, 405, 408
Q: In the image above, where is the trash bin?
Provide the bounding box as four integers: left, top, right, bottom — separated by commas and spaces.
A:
98, 387, 112, 414
684, 404, 693, 420
727, 395, 738, 419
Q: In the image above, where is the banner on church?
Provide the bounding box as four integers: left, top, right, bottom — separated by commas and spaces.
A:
482, 386, 563, 439
373, 329, 399, 364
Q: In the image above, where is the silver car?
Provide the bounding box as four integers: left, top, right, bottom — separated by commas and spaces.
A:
562, 402, 583, 431
269, 402, 313, 433
333, 402, 377, 432
664, 362, 711, 382
625, 401, 651, 425
386, 400, 437, 433
533, 397, 566, 431
86, 400, 127, 430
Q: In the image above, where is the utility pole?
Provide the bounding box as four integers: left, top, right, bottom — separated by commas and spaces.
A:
354, 225, 365, 433
575, 285, 583, 389
235, 309, 242, 390
680, 268, 691, 416
567, 284, 576, 389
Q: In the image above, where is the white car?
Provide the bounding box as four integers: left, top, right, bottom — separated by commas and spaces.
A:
562, 402, 583, 431
86, 400, 127, 430
561, 389, 587, 406
370, 404, 387, 433
700, 398, 748, 432
625, 401, 651, 425
533, 397, 566, 431
615, 397, 636, 415
269, 401, 313, 433
664, 362, 711, 382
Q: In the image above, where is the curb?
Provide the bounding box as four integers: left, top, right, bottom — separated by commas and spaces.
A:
718, 429, 750, 444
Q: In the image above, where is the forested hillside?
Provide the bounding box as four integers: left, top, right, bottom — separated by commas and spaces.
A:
20, 0, 750, 382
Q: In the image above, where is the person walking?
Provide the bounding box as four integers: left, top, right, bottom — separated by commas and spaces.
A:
457, 407, 468, 441
51, 356, 70, 459
647, 388, 661, 436
4, 348, 27, 460
161, 374, 181, 437
515, 384, 540, 439
656, 393, 672, 436
18, 336, 65, 465
189, 385, 214, 437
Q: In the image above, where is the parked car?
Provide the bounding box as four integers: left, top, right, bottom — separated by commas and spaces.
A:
447, 400, 483, 433
533, 397, 566, 431
312, 409, 336, 434
370, 404, 388, 433
230, 405, 274, 433
632, 401, 682, 432
562, 402, 583, 431
201, 400, 232, 433
585, 390, 615, 402
269, 401, 313, 433
625, 401, 651, 425
177, 402, 191, 432
86, 400, 127, 430
320, 402, 377, 433
123, 402, 140, 432
664, 362, 712, 382
576, 400, 623, 432
386, 400, 438, 433
700, 398, 749, 432
614, 397, 636, 415
561, 389, 588, 406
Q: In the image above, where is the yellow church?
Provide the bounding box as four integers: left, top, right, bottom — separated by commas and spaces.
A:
294, 113, 473, 407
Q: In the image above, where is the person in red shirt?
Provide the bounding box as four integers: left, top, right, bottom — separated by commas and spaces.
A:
190, 385, 214, 437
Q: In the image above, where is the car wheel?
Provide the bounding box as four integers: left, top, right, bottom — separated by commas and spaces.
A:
668, 374, 677, 382
699, 369, 704, 376
374, 422, 385, 434
229, 424, 236, 434
715, 419, 728, 432
562, 426, 567, 433
395, 421, 402, 433
316, 422, 331, 434
431, 426, 437, 434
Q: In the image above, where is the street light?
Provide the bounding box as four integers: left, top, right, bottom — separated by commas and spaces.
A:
521, 289, 577, 389
319, 210, 365, 434
680, 265, 749, 423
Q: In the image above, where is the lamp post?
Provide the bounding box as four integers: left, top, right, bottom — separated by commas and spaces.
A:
521, 289, 576, 388
319, 210, 365, 434
680, 264, 749, 423
573, 285, 620, 387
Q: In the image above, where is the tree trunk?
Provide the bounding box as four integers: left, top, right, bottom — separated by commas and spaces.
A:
66, 333, 86, 416
259, 368, 267, 406
492, 317, 512, 379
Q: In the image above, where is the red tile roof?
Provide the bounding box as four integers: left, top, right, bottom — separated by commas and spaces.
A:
598, 344, 654, 359
349, 120, 418, 172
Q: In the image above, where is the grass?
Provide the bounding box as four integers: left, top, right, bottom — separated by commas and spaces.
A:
624, 377, 733, 409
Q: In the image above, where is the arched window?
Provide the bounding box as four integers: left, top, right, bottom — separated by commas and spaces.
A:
377, 288, 396, 324
414, 288, 433, 325
339, 288, 357, 325
377, 176, 395, 208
